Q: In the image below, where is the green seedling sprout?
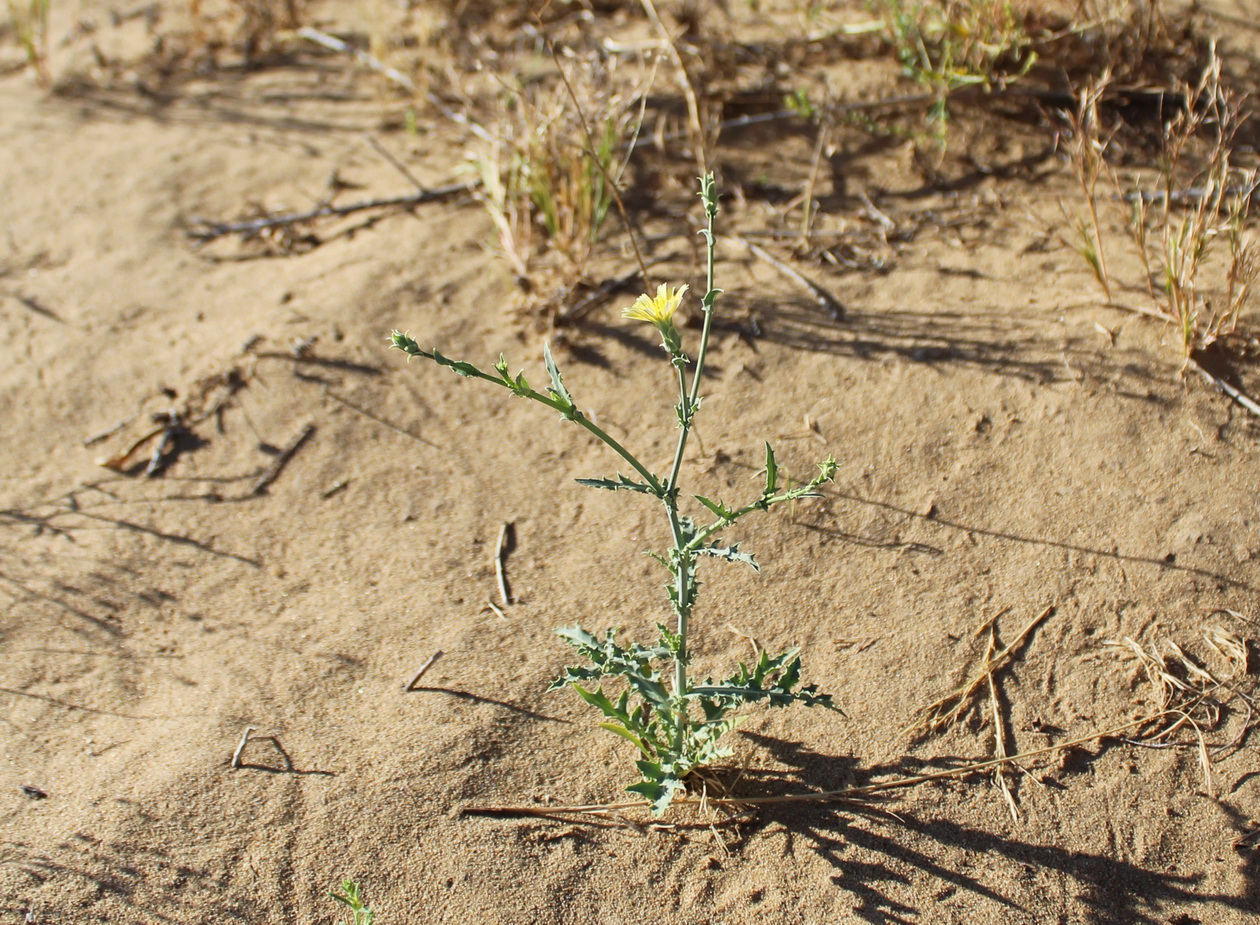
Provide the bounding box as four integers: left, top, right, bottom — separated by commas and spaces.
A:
329, 880, 375, 925
392, 175, 838, 815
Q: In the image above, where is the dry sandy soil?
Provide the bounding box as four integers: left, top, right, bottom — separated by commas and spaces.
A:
2, 1, 1260, 922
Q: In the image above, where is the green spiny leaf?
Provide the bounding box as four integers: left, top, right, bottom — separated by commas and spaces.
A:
764, 442, 779, 496
555, 625, 600, 650
575, 474, 654, 494
599, 721, 652, 757
695, 542, 759, 571
543, 341, 575, 409
572, 684, 626, 723
627, 767, 685, 816
694, 494, 734, 520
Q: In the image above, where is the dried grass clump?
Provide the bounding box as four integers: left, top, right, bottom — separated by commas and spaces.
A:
468, 56, 649, 312
1106, 622, 1256, 796
1059, 48, 1260, 369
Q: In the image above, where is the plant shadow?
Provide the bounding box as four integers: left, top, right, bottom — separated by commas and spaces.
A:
823, 490, 1252, 592
730, 732, 1257, 925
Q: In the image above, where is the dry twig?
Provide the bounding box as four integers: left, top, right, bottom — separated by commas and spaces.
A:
404, 651, 445, 691
495, 522, 513, 607
1187, 357, 1260, 418
907, 605, 1053, 740
462, 710, 1193, 820
188, 183, 468, 245
251, 423, 315, 495
231, 726, 255, 769
738, 237, 844, 321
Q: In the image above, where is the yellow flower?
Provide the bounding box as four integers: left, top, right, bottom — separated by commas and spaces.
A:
623, 284, 688, 326
623, 284, 688, 355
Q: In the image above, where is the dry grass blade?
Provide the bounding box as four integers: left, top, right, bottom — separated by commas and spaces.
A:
984, 630, 1019, 822
905, 605, 1052, 741
1203, 625, 1249, 675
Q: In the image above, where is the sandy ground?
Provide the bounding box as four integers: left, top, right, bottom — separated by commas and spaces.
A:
2, 1, 1259, 922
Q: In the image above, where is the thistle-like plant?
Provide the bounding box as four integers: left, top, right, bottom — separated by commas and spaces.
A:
392, 175, 838, 815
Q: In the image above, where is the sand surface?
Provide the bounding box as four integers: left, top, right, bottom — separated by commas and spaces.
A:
2, 1, 1259, 922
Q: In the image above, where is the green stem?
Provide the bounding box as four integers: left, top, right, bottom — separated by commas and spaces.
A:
686, 482, 829, 551
688, 206, 720, 412
570, 408, 663, 496
665, 362, 689, 495
390, 334, 664, 495
663, 176, 721, 750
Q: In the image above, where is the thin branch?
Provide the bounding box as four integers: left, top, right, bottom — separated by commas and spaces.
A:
738, 236, 844, 321
251, 423, 315, 495
1187, 357, 1260, 417
188, 183, 469, 245
404, 651, 445, 691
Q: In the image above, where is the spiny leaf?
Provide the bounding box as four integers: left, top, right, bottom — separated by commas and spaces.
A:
555, 625, 600, 650
695, 542, 760, 571
575, 474, 654, 494
764, 442, 779, 497
543, 341, 575, 409
599, 722, 652, 757
572, 684, 628, 724
627, 769, 685, 817
694, 494, 734, 520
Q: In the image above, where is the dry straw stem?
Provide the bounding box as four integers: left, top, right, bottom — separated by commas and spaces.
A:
904, 605, 1053, 741
637, 0, 709, 176
984, 630, 1020, 822
494, 522, 512, 607
230, 726, 255, 769
463, 709, 1200, 820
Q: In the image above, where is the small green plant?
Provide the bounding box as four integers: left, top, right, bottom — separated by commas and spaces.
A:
1137, 52, 1259, 362
1064, 48, 1259, 366
467, 61, 641, 303
6, 0, 50, 85
329, 880, 374, 925
1058, 75, 1116, 301
875, 0, 1036, 137
392, 175, 838, 814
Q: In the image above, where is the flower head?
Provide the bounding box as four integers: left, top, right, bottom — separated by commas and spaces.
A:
623, 284, 688, 355
624, 284, 688, 326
